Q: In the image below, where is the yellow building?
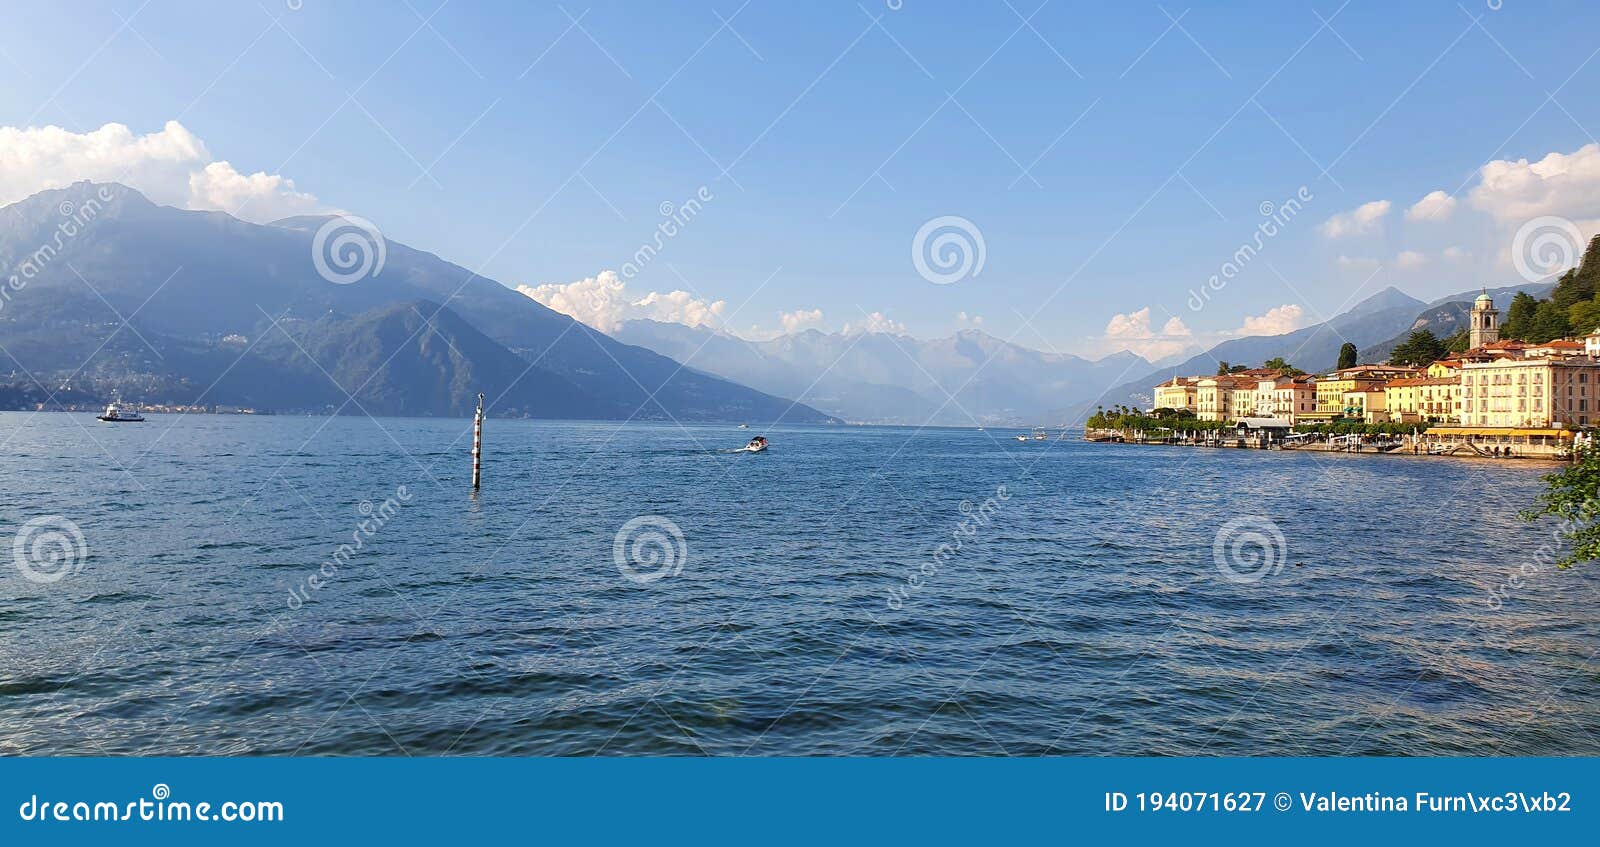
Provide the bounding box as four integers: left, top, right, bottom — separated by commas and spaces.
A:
1461, 357, 1600, 428
1385, 377, 1461, 423
1153, 377, 1199, 414
1196, 375, 1254, 421
1313, 366, 1417, 419
1341, 388, 1388, 422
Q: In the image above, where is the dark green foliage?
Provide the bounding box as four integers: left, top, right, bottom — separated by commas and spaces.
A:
1523, 443, 1600, 568
1337, 342, 1358, 369
1502, 291, 1539, 340
1445, 328, 1470, 353
1389, 329, 1447, 367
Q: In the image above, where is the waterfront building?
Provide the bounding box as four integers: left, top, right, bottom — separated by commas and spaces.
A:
1153, 376, 1199, 414
1196, 375, 1255, 421
1341, 387, 1388, 422
1255, 374, 1318, 423
1585, 327, 1600, 357
1313, 365, 1418, 419
1384, 376, 1461, 423
1459, 356, 1600, 428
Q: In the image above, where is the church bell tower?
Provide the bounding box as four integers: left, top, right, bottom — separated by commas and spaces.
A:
1469, 290, 1499, 349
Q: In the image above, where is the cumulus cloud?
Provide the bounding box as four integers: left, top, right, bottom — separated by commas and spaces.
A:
1469, 142, 1600, 222
843, 311, 908, 336
1318, 200, 1392, 238
1236, 304, 1306, 336
0, 120, 328, 223
1396, 250, 1426, 269
517, 270, 727, 333
1442, 246, 1465, 261
1103, 307, 1193, 360
1336, 254, 1381, 272
955, 311, 985, 327
1405, 190, 1457, 222
779, 308, 825, 334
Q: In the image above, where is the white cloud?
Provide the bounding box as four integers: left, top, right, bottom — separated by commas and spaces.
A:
1469, 142, 1600, 222
1396, 250, 1426, 269
1336, 254, 1381, 272
779, 308, 825, 333
843, 311, 908, 336
0, 120, 329, 223
955, 311, 985, 327
1405, 190, 1457, 222
517, 270, 727, 333
1236, 304, 1306, 336
1319, 200, 1391, 238
1442, 246, 1465, 261
1102, 307, 1193, 360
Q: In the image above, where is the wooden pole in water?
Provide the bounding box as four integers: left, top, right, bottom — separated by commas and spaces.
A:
472, 392, 484, 490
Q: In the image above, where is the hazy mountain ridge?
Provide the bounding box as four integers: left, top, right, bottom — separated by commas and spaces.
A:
0, 182, 831, 422
614, 320, 1151, 426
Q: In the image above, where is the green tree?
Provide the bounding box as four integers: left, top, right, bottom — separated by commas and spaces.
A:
1337, 342, 1358, 370
1262, 357, 1306, 376
1216, 361, 1230, 376
1529, 300, 1572, 343
1523, 444, 1600, 568
1445, 328, 1469, 353
1570, 298, 1600, 338
1502, 291, 1539, 340
1389, 329, 1448, 367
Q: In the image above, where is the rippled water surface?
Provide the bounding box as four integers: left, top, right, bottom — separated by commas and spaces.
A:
2, 412, 1598, 755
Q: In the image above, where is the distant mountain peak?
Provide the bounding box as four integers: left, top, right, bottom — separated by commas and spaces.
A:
1347, 285, 1425, 317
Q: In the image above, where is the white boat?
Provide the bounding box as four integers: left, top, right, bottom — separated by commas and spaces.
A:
97, 401, 145, 422
1030, 426, 1047, 441
1014, 434, 1028, 442
738, 423, 749, 429
743, 436, 768, 453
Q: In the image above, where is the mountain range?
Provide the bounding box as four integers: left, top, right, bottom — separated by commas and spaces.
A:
0, 182, 831, 422
614, 320, 1151, 427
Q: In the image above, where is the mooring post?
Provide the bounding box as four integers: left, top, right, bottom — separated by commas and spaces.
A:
472, 392, 484, 490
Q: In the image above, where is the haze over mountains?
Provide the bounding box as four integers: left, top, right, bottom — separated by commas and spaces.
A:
0, 182, 830, 422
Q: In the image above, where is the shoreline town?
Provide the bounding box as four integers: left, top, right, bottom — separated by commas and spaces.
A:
1098, 292, 1600, 460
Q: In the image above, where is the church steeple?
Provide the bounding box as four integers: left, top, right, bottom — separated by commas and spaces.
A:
1470, 289, 1499, 349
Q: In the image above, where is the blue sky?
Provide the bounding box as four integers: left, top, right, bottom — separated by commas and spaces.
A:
4, 1, 1600, 361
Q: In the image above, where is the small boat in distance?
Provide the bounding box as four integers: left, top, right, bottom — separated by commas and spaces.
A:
743, 436, 768, 453
97, 401, 145, 422
738, 423, 749, 429
1014, 434, 1028, 442
1031, 426, 1047, 441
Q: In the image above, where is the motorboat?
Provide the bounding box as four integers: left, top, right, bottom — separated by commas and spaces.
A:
743, 436, 768, 453
1030, 426, 1047, 441
738, 423, 749, 429
1014, 434, 1028, 442
96, 401, 145, 422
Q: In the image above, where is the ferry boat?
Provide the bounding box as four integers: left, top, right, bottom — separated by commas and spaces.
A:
96, 401, 145, 422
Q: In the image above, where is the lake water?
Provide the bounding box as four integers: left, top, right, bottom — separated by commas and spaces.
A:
2, 412, 1597, 755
